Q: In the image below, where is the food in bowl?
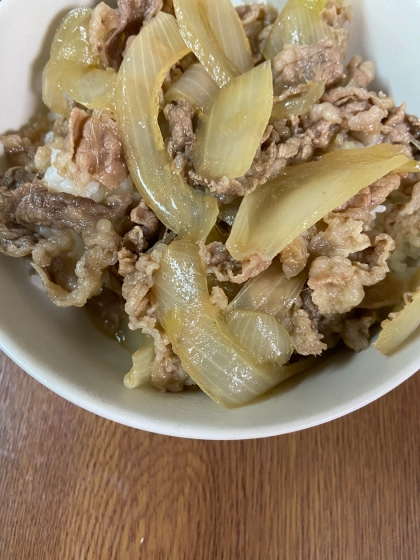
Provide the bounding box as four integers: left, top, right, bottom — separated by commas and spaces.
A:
1, 0, 420, 408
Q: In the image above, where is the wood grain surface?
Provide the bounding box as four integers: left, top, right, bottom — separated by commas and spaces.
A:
1, 351, 420, 560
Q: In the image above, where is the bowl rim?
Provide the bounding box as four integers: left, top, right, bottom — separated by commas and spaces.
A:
1, 329, 419, 440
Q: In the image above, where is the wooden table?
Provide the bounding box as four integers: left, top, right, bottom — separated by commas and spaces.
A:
1, 351, 420, 560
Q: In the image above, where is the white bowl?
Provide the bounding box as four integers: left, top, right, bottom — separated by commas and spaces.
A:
1, 0, 419, 440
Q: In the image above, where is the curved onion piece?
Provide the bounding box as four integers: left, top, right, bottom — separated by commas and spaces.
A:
263, 4, 334, 60
43, 9, 104, 116
60, 67, 117, 113
173, 0, 252, 87
374, 287, 420, 355
49, 8, 94, 65
206, 0, 253, 74
224, 309, 293, 366
152, 240, 300, 408
152, 240, 208, 323
116, 13, 218, 241
124, 335, 155, 388
193, 61, 273, 180
42, 60, 75, 116
166, 304, 292, 408
164, 63, 219, 111
227, 145, 412, 261
396, 159, 420, 173
272, 80, 325, 119
227, 259, 306, 320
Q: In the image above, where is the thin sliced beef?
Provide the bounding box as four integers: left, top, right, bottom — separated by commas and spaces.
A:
89, 0, 166, 71
56, 108, 128, 191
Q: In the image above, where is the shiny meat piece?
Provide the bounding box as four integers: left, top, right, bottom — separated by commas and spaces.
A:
33, 219, 121, 307
0, 225, 40, 257
290, 308, 327, 356
0, 167, 37, 191
0, 184, 40, 257
321, 0, 351, 57
308, 234, 394, 315
236, 3, 278, 64
346, 56, 375, 88
14, 184, 119, 235
130, 201, 159, 239
1, 116, 49, 168
137, 313, 195, 393
62, 108, 128, 191
273, 39, 343, 90
199, 241, 271, 284
122, 244, 165, 330
384, 182, 420, 245
164, 100, 195, 155
309, 212, 371, 258
90, 0, 164, 70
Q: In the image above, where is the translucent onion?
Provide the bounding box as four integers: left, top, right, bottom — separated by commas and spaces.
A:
193, 61, 273, 180
227, 144, 413, 261
164, 63, 219, 111
227, 259, 306, 320
224, 309, 293, 366
373, 287, 420, 355
43, 61, 77, 116
173, 0, 253, 87
116, 13, 218, 241
263, 4, 334, 60
272, 80, 325, 119
152, 240, 302, 408
205, 0, 253, 74
42, 8, 116, 116
167, 304, 295, 408
124, 335, 155, 389
396, 158, 420, 173
152, 240, 208, 323
60, 67, 117, 113
49, 8, 94, 65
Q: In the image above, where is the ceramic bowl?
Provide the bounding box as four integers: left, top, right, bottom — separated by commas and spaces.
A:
1, 0, 419, 439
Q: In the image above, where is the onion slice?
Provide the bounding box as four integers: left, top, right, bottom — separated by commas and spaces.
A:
227, 259, 306, 320
396, 158, 420, 173
263, 3, 333, 60
227, 144, 413, 261
60, 67, 117, 113
224, 309, 293, 366
166, 304, 294, 408
124, 336, 155, 388
272, 81, 325, 119
42, 8, 116, 116
49, 8, 94, 65
164, 63, 219, 112
153, 240, 303, 408
152, 240, 209, 323
116, 13, 218, 241
374, 287, 420, 355
193, 61, 273, 180
173, 0, 253, 87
